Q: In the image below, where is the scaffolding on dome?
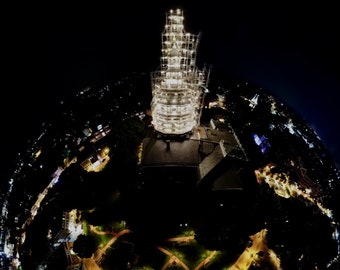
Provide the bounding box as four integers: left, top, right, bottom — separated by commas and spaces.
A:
151, 8, 209, 136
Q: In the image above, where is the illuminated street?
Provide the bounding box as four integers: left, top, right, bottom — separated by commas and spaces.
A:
229, 229, 281, 270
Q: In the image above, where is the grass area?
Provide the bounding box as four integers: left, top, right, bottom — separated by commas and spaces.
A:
86, 224, 114, 248
80, 220, 236, 269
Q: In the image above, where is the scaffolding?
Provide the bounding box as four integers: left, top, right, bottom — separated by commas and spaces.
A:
151, 8, 209, 136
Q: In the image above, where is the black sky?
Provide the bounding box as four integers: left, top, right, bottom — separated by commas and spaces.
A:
2, 3, 340, 182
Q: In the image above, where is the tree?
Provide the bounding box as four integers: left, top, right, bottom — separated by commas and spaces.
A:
73, 234, 96, 258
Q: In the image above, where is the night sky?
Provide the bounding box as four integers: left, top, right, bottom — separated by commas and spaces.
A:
2, 3, 340, 183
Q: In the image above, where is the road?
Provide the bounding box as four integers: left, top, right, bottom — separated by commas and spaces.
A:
229, 229, 281, 270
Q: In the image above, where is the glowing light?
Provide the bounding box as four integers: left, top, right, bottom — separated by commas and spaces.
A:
150, 9, 208, 135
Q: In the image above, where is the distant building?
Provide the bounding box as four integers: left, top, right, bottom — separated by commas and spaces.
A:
54, 209, 83, 248
54, 210, 83, 269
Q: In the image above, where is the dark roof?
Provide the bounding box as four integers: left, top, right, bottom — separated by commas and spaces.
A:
211, 168, 243, 191
141, 137, 200, 167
